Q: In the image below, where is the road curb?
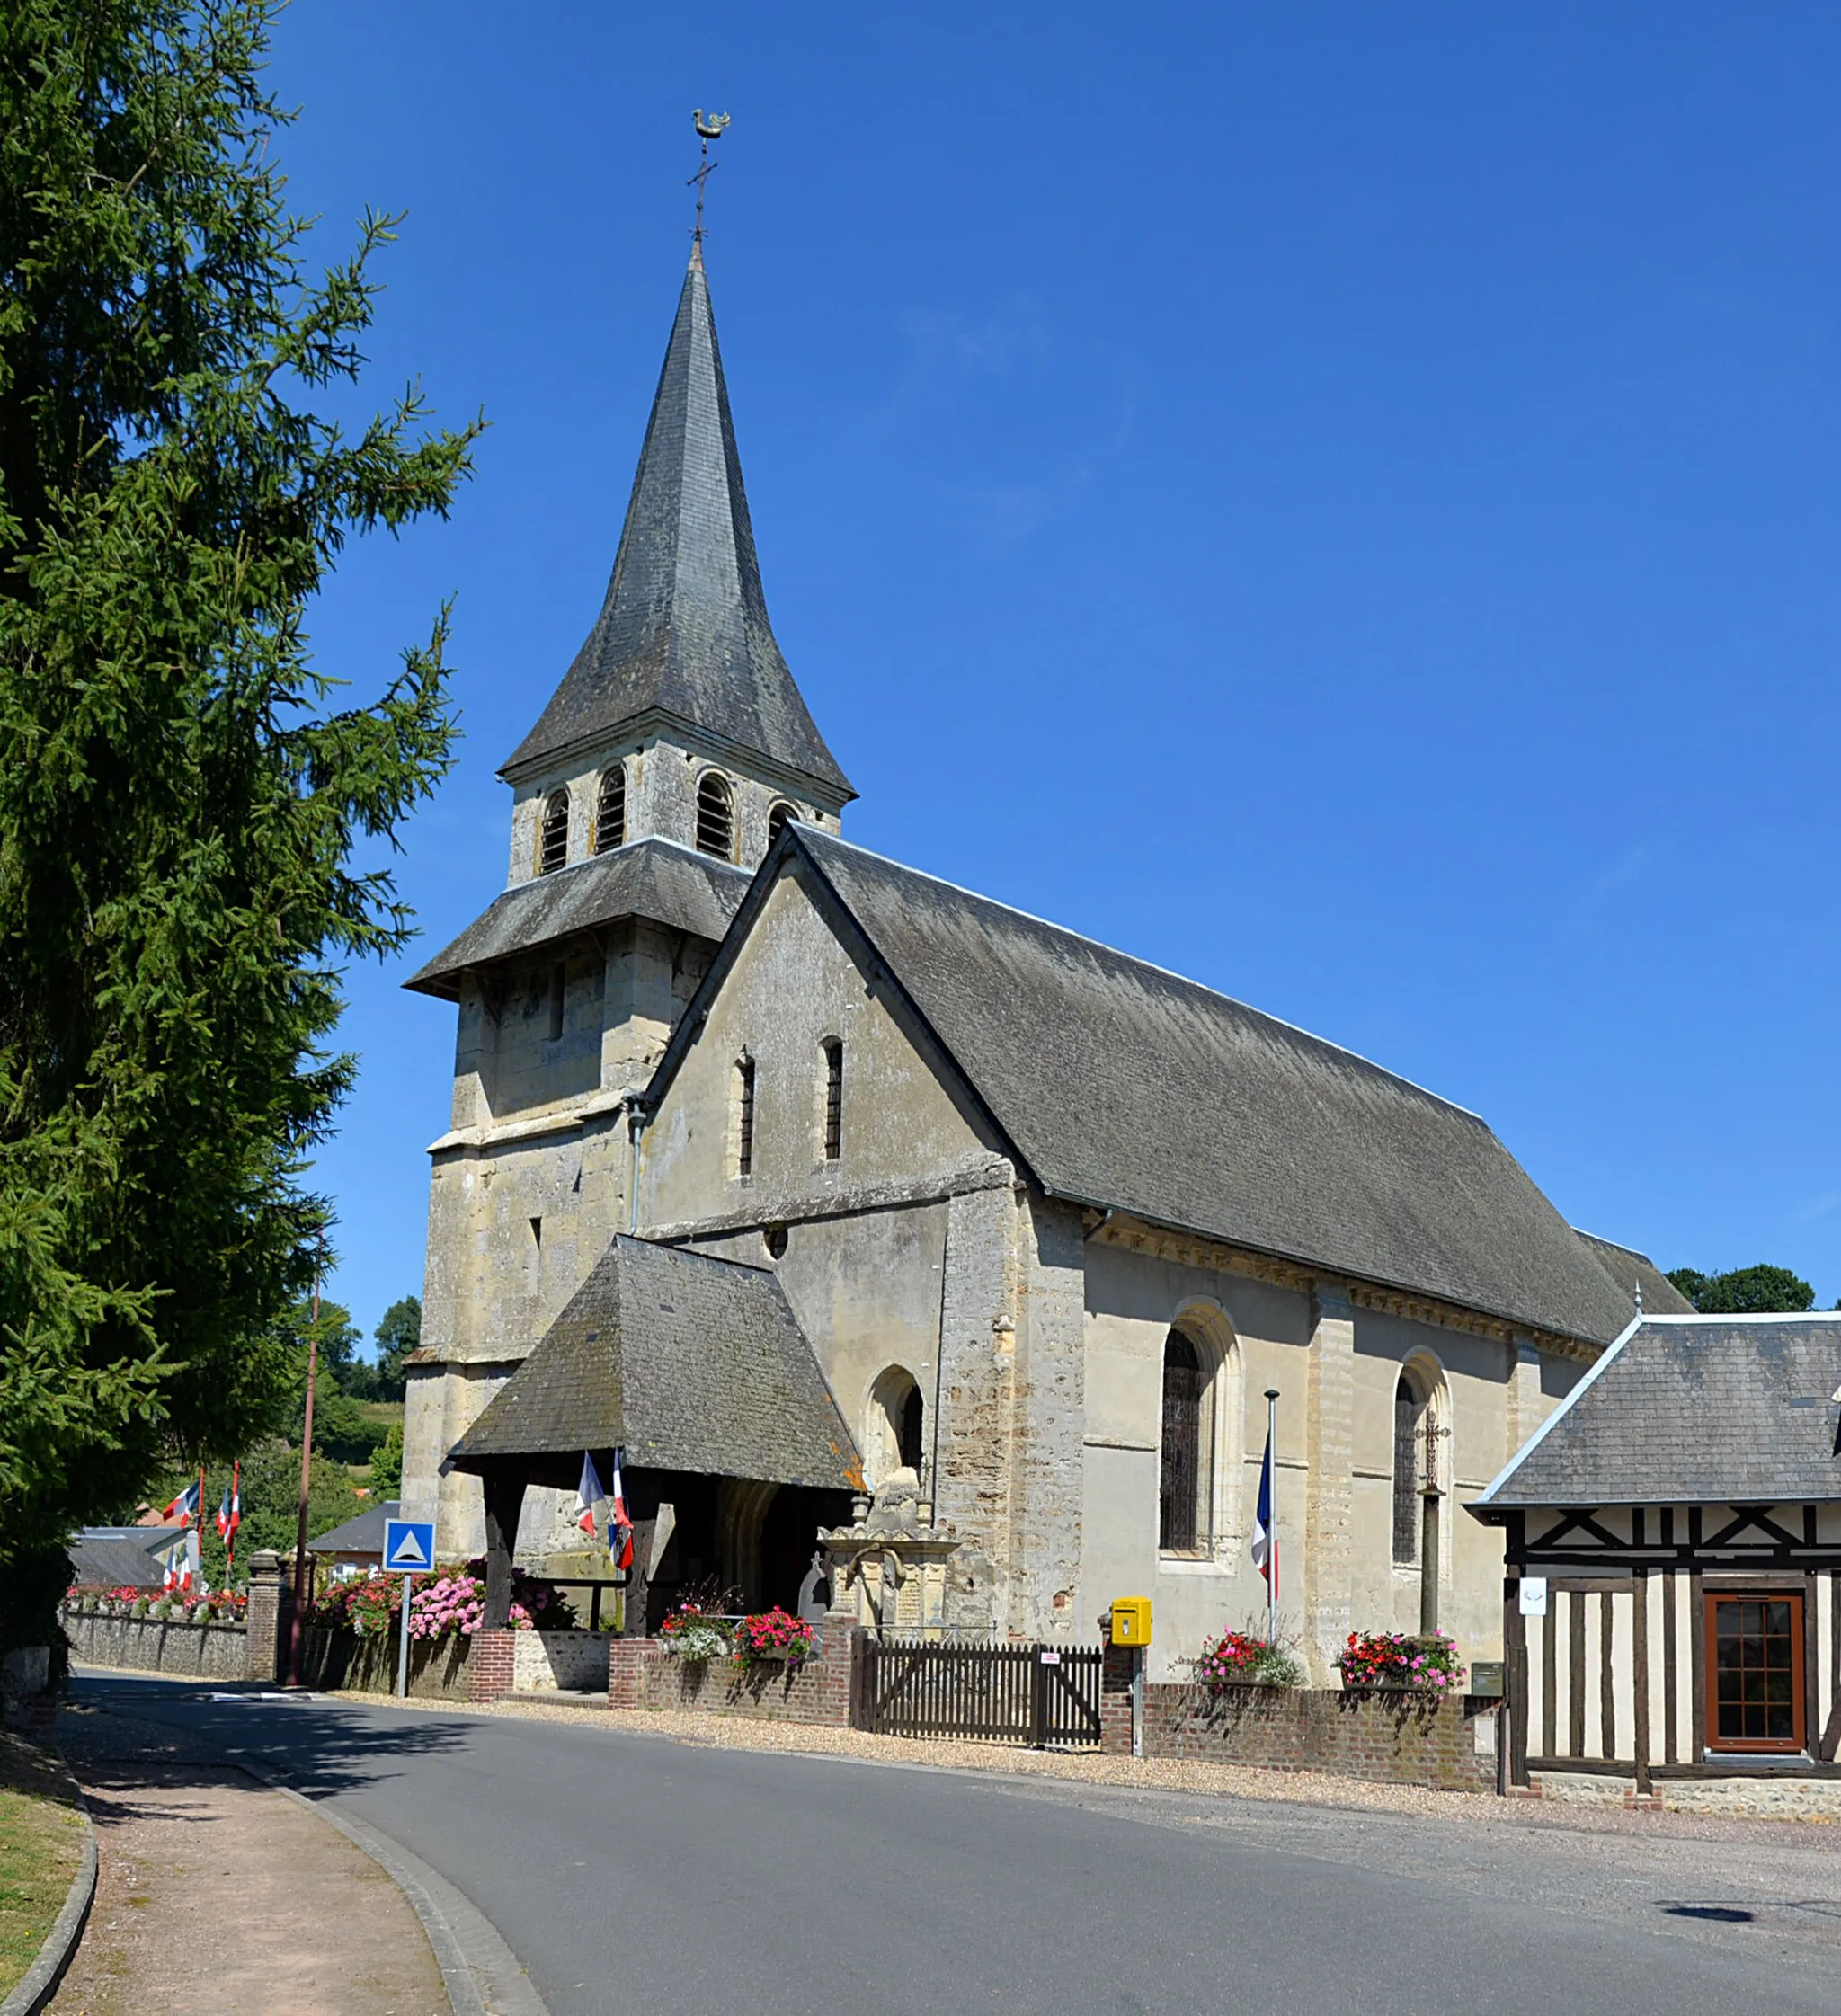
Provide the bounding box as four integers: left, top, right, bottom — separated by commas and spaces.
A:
245, 1760, 548, 2016
0, 1753, 97, 2016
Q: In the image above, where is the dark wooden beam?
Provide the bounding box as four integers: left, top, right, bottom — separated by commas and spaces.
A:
1599, 1587, 1615, 1761
481, 1466, 527, 1631
1542, 1592, 1557, 1759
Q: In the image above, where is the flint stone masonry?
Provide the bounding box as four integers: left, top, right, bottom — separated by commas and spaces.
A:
515, 1630, 612, 1692
1532, 1770, 1841, 1822
301, 1627, 473, 1698
60, 1608, 248, 1681
1100, 1647, 1498, 1791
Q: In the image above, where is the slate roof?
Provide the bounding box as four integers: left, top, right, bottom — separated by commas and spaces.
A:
404, 839, 748, 998
1575, 1232, 1695, 1319
307, 1502, 401, 1557
67, 1528, 184, 1589
502, 252, 852, 801
449, 1237, 858, 1488
666, 829, 1641, 1348
1474, 1316, 1841, 1508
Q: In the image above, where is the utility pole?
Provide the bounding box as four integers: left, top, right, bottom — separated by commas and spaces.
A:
288, 1231, 323, 1687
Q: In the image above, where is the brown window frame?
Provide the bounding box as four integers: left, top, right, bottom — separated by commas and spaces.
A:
1703, 1590, 1806, 1755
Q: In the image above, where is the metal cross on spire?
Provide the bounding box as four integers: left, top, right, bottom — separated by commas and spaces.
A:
689, 109, 731, 251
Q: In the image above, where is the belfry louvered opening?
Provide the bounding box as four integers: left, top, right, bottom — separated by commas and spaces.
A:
594, 766, 627, 854
696, 773, 734, 861
538, 789, 570, 875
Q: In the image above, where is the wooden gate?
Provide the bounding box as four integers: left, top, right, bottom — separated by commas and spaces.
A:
858, 1637, 1104, 1748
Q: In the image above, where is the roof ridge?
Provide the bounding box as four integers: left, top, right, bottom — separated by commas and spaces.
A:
795, 828, 1490, 1127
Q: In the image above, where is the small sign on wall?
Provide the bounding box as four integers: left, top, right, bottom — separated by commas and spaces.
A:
1518, 1576, 1549, 1618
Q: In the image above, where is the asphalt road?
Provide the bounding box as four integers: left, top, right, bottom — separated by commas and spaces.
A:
70, 1673, 1841, 2016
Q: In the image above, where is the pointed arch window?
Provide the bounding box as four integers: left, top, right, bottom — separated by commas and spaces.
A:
538, 789, 570, 875
594, 765, 627, 854
1160, 1329, 1205, 1553
696, 773, 734, 861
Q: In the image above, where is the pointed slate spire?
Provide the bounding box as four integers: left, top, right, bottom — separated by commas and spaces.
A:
503, 250, 852, 800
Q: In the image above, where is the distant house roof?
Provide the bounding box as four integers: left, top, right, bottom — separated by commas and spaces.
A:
307, 1502, 401, 1558
449, 1237, 858, 1490
1574, 1232, 1695, 1319
67, 1527, 186, 1589
404, 839, 748, 999
1473, 1315, 1841, 1510
501, 253, 852, 802
650, 829, 1641, 1349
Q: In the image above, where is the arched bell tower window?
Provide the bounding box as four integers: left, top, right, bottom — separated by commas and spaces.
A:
768, 802, 799, 847
1160, 1328, 1206, 1554
696, 773, 734, 861
538, 789, 569, 875
594, 765, 626, 854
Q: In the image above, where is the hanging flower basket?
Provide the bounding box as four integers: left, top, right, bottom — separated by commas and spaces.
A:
732, 1608, 815, 1667
1337, 1630, 1465, 1692
1190, 1630, 1303, 1689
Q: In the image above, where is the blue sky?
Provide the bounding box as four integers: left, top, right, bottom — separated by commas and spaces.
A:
268, 4, 1841, 1348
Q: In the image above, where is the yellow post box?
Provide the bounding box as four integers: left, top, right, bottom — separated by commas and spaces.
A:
1110, 1596, 1152, 1647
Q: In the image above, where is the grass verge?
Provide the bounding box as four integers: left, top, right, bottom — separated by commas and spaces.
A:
0, 1730, 84, 2000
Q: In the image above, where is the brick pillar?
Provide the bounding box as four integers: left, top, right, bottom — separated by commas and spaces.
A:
468, 1627, 519, 1702
244, 1550, 292, 1683
1303, 1283, 1356, 1683
1099, 1640, 1134, 1755
607, 1638, 654, 1708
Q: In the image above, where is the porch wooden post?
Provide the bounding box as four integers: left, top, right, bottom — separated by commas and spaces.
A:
1804, 1570, 1821, 1760
1502, 1576, 1529, 1788
482, 1467, 526, 1630
1662, 1568, 1678, 1764
1599, 1588, 1615, 1761
1568, 1588, 1586, 1757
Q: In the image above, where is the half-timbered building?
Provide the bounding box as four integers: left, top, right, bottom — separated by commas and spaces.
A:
1472, 1311, 1841, 1793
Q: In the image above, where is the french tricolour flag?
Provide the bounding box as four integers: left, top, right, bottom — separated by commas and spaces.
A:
609, 1450, 634, 1572
216, 1466, 241, 1544
576, 1452, 606, 1541
1250, 1425, 1278, 1603
161, 1479, 200, 1528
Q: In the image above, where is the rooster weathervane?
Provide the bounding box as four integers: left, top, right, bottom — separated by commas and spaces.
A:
689, 110, 731, 248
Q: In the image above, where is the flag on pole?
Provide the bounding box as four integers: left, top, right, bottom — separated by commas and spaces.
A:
609, 1450, 634, 1571
161, 1479, 200, 1527
156, 1532, 195, 1594
575, 1452, 607, 1540
215, 1469, 241, 1545
1250, 1426, 1278, 1604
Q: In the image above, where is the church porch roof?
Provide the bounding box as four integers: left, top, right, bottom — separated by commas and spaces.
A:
447, 1236, 859, 1491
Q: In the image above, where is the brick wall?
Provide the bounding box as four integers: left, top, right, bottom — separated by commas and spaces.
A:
1100, 1654, 1498, 1792
606, 1626, 859, 1727
244, 1550, 291, 1683
468, 1627, 519, 1703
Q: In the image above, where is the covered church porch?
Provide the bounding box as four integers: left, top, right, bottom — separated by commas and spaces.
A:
447, 1236, 861, 1637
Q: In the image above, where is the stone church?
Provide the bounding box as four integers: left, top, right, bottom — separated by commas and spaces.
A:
399, 243, 1689, 1682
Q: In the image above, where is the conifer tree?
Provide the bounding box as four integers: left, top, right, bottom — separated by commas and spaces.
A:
0, 0, 477, 1637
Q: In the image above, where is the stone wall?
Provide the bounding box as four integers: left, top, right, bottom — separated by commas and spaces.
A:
513, 1630, 611, 1692
1100, 1648, 1498, 1791
605, 1627, 858, 1727
301, 1627, 473, 1699
62, 1609, 249, 1682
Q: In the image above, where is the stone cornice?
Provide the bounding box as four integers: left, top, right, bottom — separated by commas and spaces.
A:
645, 1155, 1018, 1244
1089, 1213, 1602, 1365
